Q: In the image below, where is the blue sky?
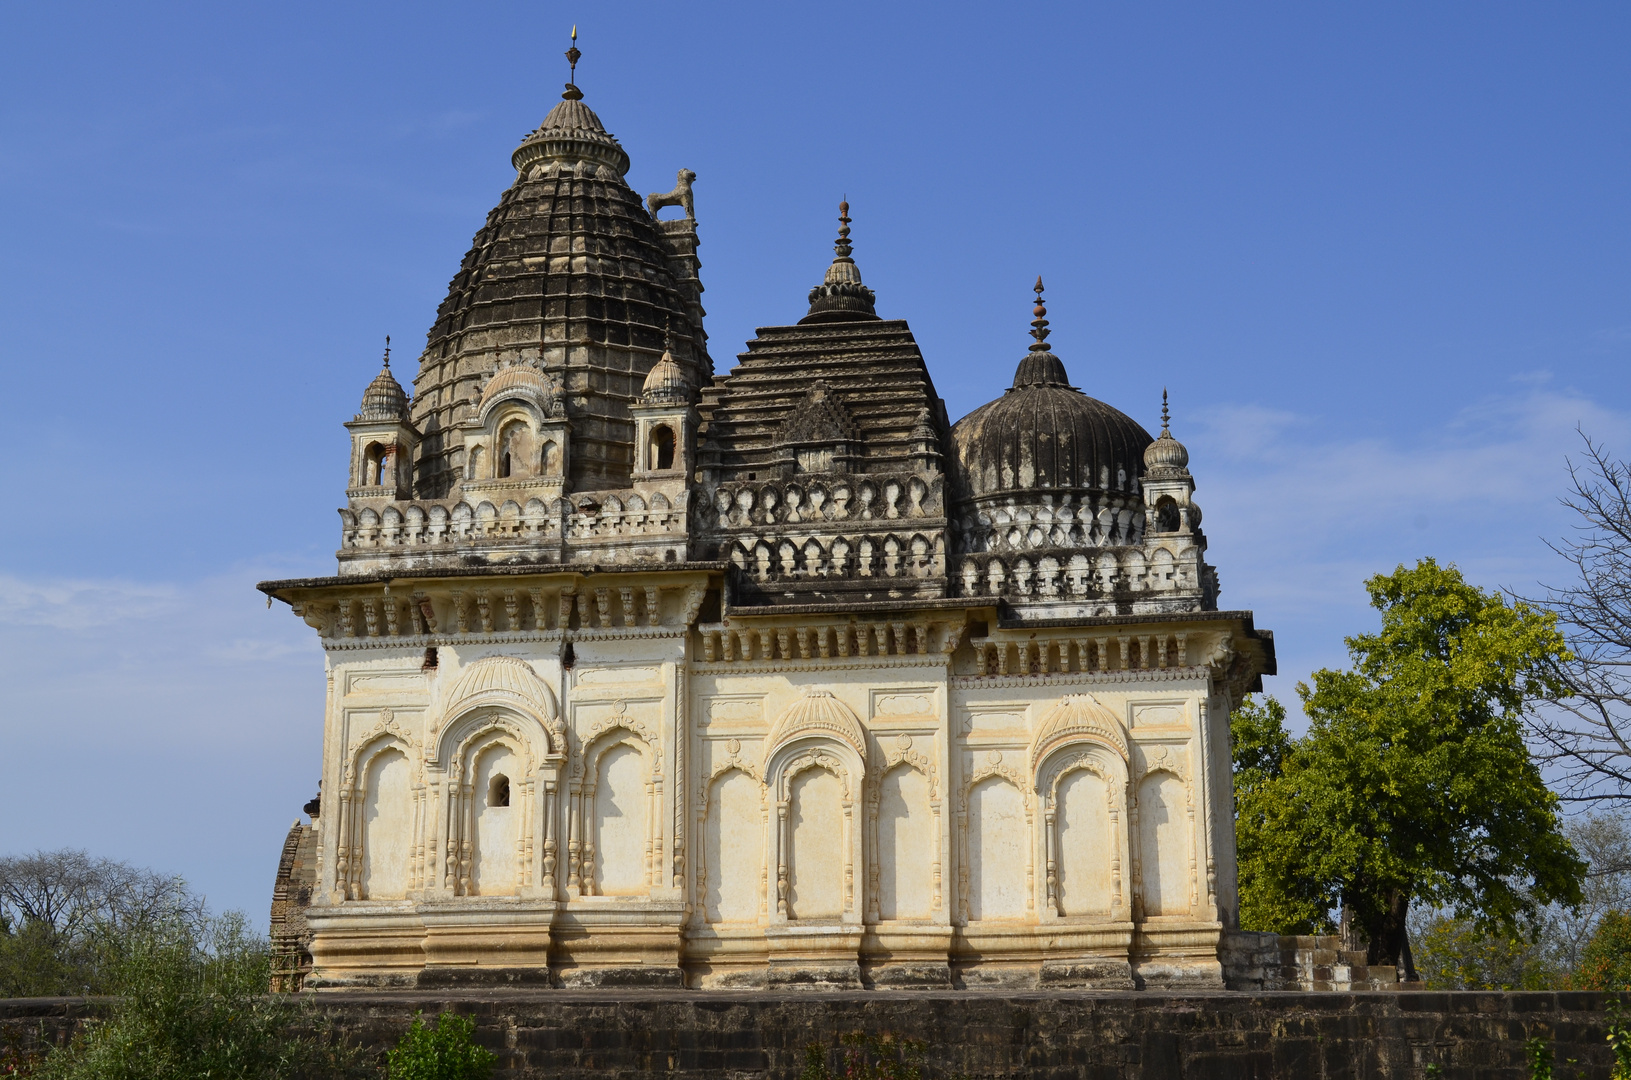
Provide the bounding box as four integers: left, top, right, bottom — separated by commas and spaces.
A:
1, 2, 1627, 920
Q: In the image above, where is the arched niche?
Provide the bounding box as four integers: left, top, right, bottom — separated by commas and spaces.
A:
569, 726, 661, 898
335, 733, 422, 903
872, 761, 936, 922
1035, 740, 1130, 921
436, 716, 548, 898
1136, 769, 1194, 919
764, 736, 865, 925
961, 769, 1029, 922
699, 766, 766, 925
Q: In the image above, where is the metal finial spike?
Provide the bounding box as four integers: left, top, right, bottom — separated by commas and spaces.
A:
1029, 277, 1051, 350
383, 334, 391, 370
1161, 388, 1170, 435
563, 26, 583, 99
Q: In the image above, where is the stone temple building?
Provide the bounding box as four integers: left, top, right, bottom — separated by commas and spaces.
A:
260, 58, 1274, 992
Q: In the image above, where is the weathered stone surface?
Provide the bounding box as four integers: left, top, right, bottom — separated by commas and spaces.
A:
1, 991, 1617, 1079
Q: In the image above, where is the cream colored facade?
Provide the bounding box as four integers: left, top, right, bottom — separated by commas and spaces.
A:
261, 63, 1273, 990
268, 573, 1268, 989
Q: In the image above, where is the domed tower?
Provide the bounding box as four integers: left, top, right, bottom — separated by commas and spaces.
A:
951, 281, 1216, 616
408, 46, 710, 498
344, 339, 419, 501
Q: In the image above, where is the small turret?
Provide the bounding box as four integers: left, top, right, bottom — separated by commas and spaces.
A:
345, 338, 419, 500
630, 337, 698, 482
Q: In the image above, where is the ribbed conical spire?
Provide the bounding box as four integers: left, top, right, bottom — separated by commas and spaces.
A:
1011, 278, 1071, 389
511, 31, 631, 178
357, 336, 410, 421
800, 200, 879, 324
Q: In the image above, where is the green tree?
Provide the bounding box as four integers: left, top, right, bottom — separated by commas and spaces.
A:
1574, 910, 1631, 991
1232, 559, 1585, 974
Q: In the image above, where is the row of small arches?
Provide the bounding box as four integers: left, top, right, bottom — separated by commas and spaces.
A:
341, 493, 677, 548
709, 475, 939, 528
728, 533, 943, 581
958, 548, 1187, 599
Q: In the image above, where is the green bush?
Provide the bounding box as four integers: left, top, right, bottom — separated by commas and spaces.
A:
386, 1013, 496, 1080
1575, 910, 1631, 991
35, 913, 366, 1080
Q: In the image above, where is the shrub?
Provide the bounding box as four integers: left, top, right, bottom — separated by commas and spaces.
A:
35, 913, 366, 1080
386, 1013, 496, 1080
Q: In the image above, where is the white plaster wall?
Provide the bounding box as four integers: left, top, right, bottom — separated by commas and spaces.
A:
594, 743, 648, 895
789, 767, 844, 919
472, 746, 518, 895
969, 777, 1026, 920
362, 749, 412, 899
1056, 769, 1113, 916
705, 768, 761, 922
878, 765, 934, 920
1139, 771, 1190, 916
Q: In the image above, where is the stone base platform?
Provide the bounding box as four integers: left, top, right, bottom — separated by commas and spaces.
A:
0, 989, 1615, 1078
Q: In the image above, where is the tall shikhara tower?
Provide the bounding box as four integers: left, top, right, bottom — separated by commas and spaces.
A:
261, 49, 1273, 992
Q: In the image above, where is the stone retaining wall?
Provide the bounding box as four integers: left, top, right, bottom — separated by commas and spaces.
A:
0, 990, 1617, 1078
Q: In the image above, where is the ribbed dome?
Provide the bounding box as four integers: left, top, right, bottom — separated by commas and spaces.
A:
444, 655, 558, 719
1143, 391, 1190, 472
953, 349, 1152, 499
357, 361, 409, 422
511, 96, 631, 178
641, 348, 689, 405
953, 283, 1152, 501
764, 689, 866, 759
478, 364, 559, 423
408, 83, 708, 496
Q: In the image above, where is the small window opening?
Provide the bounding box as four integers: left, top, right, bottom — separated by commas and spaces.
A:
487, 774, 510, 808
499, 450, 512, 478
540, 441, 555, 474
363, 442, 386, 486
421, 646, 439, 671
466, 446, 484, 480
1155, 496, 1181, 533
651, 425, 676, 470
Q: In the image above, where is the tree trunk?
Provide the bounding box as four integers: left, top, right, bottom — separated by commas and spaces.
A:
1363, 888, 1418, 981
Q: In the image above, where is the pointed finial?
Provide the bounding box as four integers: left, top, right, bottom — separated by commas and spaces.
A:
1029, 276, 1051, 352
382, 334, 391, 370
834, 199, 853, 261
563, 25, 583, 100
1161, 388, 1170, 436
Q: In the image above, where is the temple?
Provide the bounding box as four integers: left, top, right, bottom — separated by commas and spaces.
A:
260, 46, 1274, 991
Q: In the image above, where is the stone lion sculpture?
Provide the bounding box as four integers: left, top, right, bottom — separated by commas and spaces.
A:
647, 169, 696, 221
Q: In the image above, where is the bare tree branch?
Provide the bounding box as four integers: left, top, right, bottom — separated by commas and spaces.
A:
1521, 430, 1631, 807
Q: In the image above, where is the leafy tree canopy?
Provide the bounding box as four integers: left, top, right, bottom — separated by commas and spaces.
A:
1233, 558, 1586, 972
